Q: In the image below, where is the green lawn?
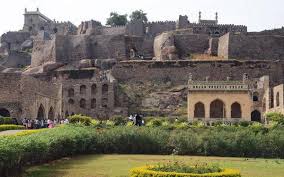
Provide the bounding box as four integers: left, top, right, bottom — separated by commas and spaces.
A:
23, 155, 284, 177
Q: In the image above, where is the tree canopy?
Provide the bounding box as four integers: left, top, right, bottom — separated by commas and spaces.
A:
129, 10, 148, 23
106, 12, 128, 26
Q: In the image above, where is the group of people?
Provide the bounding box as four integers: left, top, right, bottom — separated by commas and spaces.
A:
128, 114, 144, 126
21, 118, 69, 129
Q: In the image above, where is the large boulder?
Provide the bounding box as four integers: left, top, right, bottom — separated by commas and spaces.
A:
21, 39, 33, 51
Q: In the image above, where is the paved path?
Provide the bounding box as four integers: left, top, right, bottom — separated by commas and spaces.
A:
0, 129, 25, 135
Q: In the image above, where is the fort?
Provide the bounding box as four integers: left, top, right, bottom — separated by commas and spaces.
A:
0, 9, 284, 122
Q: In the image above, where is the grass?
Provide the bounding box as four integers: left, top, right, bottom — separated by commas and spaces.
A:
23, 155, 284, 177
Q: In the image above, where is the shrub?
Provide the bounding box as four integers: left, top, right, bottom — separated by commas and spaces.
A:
68, 114, 92, 126
130, 165, 241, 177
266, 112, 284, 125
0, 117, 16, 125
174, 122, 189, 129
151, 162, 221, 174
109, 115, 127, 125
238, 121, 251, 127
0, 124, 24, 132
105, 120, 115, 127
146, 119, 163, 127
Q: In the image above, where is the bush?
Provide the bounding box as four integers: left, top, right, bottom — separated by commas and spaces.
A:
146, 119, 163, 127
0, 117, 16, 125
68, 114, 92, 126
238, 121, 251, 127
130, 165, 241, 177
109, 115, 127, 125
1, 125, 284, 176
0, 124, 24, 132
266, 112, 284, 125
151, 162, 221, 174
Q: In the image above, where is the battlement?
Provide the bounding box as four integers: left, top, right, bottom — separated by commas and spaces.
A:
188, 80, 249, 91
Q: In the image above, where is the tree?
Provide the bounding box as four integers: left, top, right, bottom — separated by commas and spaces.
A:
106, 12, 128, 26
129, 10, 148, 23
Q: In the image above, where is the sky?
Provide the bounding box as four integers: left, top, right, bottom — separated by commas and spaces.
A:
0, 0, 283, 35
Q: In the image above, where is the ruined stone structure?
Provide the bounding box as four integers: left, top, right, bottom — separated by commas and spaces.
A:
0, 9, 284, 122
187, 74, 269, 123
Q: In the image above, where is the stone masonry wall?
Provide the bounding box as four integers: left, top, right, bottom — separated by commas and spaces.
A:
228, 33, 284, 60
32, 38, 56, 67
174, 34, 209, 58
112, 60, 284, 87
218, 33, 230, 58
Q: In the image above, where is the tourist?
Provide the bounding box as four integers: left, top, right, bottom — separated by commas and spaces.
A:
64, 118, 69, 124
22, 118, 28, 129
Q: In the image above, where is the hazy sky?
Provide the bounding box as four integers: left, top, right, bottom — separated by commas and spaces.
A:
0, 0, 283, 35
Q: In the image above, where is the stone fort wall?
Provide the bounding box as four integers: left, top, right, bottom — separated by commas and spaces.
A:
218, 33, 284, 60
112, 60, 284, 86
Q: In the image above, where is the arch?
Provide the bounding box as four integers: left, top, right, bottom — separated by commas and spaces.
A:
48, 107, 55, 120
231, 102, 241, 118
80, 85, 87, 95
102, 84, 108, 95
68, 88, 74, 97
251, 110, 261, 122
253, 92, 259, 102
53, 28, 58, 33
68, 99, 74, 105
37, 104, 45, 120
91, 98, 96, 109
80, 99, 86, 109
214, 31, 220, 35
194, 102, 205, 118
276, 92, 280, 107
91, 84, 97, 95
0, 108, 10, 117
210, 99, 225, 118
102, 98, 108, 108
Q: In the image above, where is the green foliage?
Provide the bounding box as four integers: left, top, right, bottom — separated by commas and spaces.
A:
152, 162, 221, 174
1, 125, 284, 176
146, 118, 163, 127
106, 12, 128, 26
109, 115, 127, 125
130, 165, 241, 177
129, 9, 148, 23
0, 124, 24, 132
238, 121, 251, 127
68, 114, 92, 126
0, 117, 15, 125
266, 112, 284, 125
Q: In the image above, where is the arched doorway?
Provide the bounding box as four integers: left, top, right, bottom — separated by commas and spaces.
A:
210, 99, 225, 118
251, 110, 261, 122
0, 108, 10, 117
102, 84, 108, 95
276, 92, 280, 107
80, 85, 86, 95
253, 92, 259, 102
231, 102, 241, 118
194, 102, 205, 118
48, 107, 55, 120
80, 99, 86, 109
37, 104, 45, 120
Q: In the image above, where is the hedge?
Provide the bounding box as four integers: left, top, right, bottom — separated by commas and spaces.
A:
0, 125, 25, 132
0, 117, 16, 125
0, 125, 284, 176
130, 166, 241, 177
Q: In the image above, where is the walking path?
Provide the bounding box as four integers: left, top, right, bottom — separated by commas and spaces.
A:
0, 129, 25, 135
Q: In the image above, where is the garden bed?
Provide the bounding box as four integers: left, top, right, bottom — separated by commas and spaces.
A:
130, 165, 241, 177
